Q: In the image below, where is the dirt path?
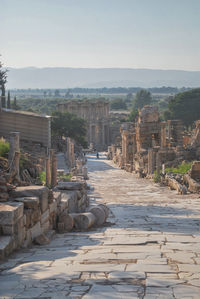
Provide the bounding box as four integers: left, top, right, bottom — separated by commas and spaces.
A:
0, 154, 200, 298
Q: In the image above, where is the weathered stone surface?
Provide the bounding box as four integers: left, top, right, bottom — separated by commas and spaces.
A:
30, 222, 42, 240
0, 236, 14, 260
71, 212, 95, 230
14, 196, 39, 209
183, 174, 200, 192
34, 233, 50, 245
57, 181, 85, 191
49, 200, 57, 214
0, 202, 24, 225
0, 192, 9, 202
0, 155, 199, 298
41, 209, 50, 225
190, 161, 200, 180
10, 185, 49, 213
88, 205, 106, 226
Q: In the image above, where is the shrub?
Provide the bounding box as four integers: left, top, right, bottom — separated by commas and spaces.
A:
153, 171, 161, 183
165, 162, 192, 175
38, 171, 46, 184
0, 138, 10, 157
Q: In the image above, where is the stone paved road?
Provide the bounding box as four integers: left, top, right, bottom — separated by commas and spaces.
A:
0, 154, 200, 299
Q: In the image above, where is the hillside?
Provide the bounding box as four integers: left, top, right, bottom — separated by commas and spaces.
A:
7, 67, 200, 89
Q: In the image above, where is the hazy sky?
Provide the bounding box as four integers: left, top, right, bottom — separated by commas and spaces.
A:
1, 0, 200, 70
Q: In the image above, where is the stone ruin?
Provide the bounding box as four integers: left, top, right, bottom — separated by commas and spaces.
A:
57, 99, 110, 151
108, 105, 200, 194
0, 130, 89, 260
0, 130, 108, 261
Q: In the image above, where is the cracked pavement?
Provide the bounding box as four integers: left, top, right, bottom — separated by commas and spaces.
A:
0, 154, 200, 298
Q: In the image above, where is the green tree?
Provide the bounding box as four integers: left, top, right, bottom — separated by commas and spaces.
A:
164, 88, 200, 127
7, 91, 11, 108
110, 98, 127, 110
0, 58, 8, 108
51, 111, 88, 147
128, 108, 139, 122
133, 89, 152, 110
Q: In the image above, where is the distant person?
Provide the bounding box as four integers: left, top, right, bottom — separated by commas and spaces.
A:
96, 152, 99, 159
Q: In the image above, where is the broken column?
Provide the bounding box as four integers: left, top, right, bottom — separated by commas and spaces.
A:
8, 132, 20, 181
160, 122, 167, 148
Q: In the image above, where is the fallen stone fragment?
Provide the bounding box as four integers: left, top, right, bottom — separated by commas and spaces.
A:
34, 233, 50, 245
57, 182, 86, 191
166, 175, 187, 194
88, 205, 106, 226
71, 212, 96, 230
183, 174, 200, 193
57, 211, 74, 232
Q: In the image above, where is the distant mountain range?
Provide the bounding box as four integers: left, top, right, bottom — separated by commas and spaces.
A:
7, 67, 200, 89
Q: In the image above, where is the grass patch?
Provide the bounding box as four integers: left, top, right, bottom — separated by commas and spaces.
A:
58, 173, 72, 180
38, 171, 46, 184
0, 138, 10, 158
153, 171, 161, 183
165, 162, 192, 175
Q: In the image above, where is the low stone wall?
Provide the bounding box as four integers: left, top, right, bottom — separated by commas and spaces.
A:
0, 182, 88, 260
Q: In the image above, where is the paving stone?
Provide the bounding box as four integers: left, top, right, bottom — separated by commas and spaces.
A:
137, 258, 167, 264
146, 277, 185, 287
108, 271, 145, 280
145, 287, 174, 299
172, 285, 200, 299
112, 284, 142, 292
126, 263, 175, 273
0, 155, 200, 298
83, 284, 139, 299
178, 264, 200, 273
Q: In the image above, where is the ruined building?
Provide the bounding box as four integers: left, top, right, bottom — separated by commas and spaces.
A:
57, 100, 110, 151
109, 105, 200, 178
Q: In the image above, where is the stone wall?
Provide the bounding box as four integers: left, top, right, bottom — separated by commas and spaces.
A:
0, 182, 88, 260
0, 109, 51, 148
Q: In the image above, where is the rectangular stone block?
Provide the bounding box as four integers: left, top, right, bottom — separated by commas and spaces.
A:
24, 209, 32, 228
0, 236, 14, 260
0, 202, 24, 225
2, 216, 24, 236
10, 186, 49, 213
14, 197, 39, 210
41, 210, 49, 225
17, 226, 26, 246
31, 208, 41, 224
49, 201, 57, 214
31, 222, 42, 240
41, 220, 50, 233
57, 181, 85, 191
53, 191, 61, 204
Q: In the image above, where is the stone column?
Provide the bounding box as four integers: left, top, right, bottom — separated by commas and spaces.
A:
148, 149, 154, 175
156, 151, 161, 175
51, 150, 57, 188
9, 132, 20, 179
161, 122, 167, 148
46, 156, 51, 187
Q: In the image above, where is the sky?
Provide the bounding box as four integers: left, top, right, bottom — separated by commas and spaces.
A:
1, 0, 200, 70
